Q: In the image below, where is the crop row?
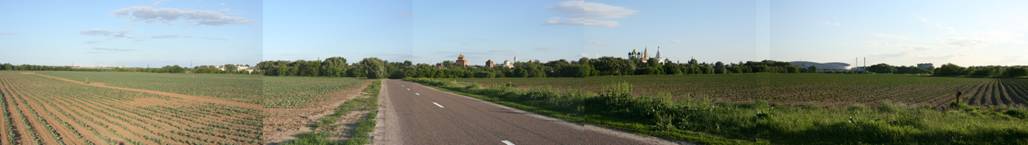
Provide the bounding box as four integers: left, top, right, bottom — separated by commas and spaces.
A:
44, 71, 365, 108
964, 79, 1028, 107
0, 72, 262, 144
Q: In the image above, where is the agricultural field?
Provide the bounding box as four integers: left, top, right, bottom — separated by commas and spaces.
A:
44, 71, 366, 108
1, 71, 370, 144
0, 71, 263, 145
452, 73, 1028, 107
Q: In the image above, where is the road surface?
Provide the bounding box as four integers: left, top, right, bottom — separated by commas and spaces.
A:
373, 80, 676, 145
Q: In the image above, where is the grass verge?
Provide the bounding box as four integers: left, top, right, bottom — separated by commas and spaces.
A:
284, 80, 381, 145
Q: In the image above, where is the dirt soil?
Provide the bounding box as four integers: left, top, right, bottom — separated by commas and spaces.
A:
263, 80, 371, 144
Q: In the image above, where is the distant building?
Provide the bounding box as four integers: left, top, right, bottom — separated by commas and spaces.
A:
502, 56, 516, 69
485, 59, 495, 68
629, 45, 662, 64
238, 65, 254, 74
216, 64, 255, 74
455, 53, 468, 67
628, 49, 642, 60
654, 46, 663, 64
917, 63, 934, 71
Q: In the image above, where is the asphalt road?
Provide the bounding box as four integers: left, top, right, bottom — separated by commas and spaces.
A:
373, 80, 675, 145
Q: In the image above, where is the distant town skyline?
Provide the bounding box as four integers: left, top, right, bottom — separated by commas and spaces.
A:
3, 0, 1027, 67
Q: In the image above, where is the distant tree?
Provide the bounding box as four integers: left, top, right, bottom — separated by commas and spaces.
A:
867, 63, 896, 73
193, 65, 223, 73
321, 57, 348, 77
933, 63, 965, 76
359, 58, 387, 79
1, 63, 13, 70
661, 61, 681, 75
714, 61, 727, 74
159, 65, 186, 73
702, 63, 715, 74
804, 65, 818, 73
592, 57, 635, 75
965, 66, 998, 77
895, 66, 930, 74
388, 69, 407, 79
1003, 67, 1027, 78
686, 59, 700, 74
576, 57, 597, 77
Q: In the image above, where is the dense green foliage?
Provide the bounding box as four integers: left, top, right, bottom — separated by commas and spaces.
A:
254, 56, 812, 79
249, 56, 1025, 79
0, 63, 253, 74
0, 64, 75, 71
932, 63, 1028, 78
285, 81, 380, 145
357, 58, 387, 79
255, 57, 386, 79
409, 78, 1028, 145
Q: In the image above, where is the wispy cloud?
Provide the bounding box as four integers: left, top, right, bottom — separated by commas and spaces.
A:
545, 0, 636, 28
81, 29, 133, 39
0, 32, 15, 36
151, 34, 226, 40
150, 34, 185, 39
92, 47, 136, 52
114, 6, 252, 26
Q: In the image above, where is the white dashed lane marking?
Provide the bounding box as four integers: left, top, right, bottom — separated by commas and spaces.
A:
501, 140, 515, 145
432, 102, 445, 108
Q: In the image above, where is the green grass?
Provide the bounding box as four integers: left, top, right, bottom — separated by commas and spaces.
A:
284, 80, 380, 145
452, 73, 1005, 106
43, 71, 365, 108
409, 77, 1028, 145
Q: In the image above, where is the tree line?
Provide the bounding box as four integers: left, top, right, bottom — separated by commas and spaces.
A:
932, 63, 1027, 78
252, 57, 814, 79
0, 63, 252, 74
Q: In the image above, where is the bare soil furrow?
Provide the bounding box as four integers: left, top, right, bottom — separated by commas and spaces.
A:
2, 80, 87, 144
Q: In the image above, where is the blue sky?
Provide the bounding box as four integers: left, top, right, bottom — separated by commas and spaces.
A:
0, 0, 261, 67
2, 0, 1027, 67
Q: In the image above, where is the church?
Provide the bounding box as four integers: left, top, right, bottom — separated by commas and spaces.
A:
628, 45, 662, 63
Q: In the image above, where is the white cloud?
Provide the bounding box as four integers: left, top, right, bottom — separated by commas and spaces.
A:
150, 34, 185, 39
80, 29, 132, 38
114, 6, 252, 26
0, 32, 14, 36
546, 0, 636, 28
546, 17, 620, 27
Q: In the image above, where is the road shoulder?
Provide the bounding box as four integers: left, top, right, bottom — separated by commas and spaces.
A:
372, 80, 403, 145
